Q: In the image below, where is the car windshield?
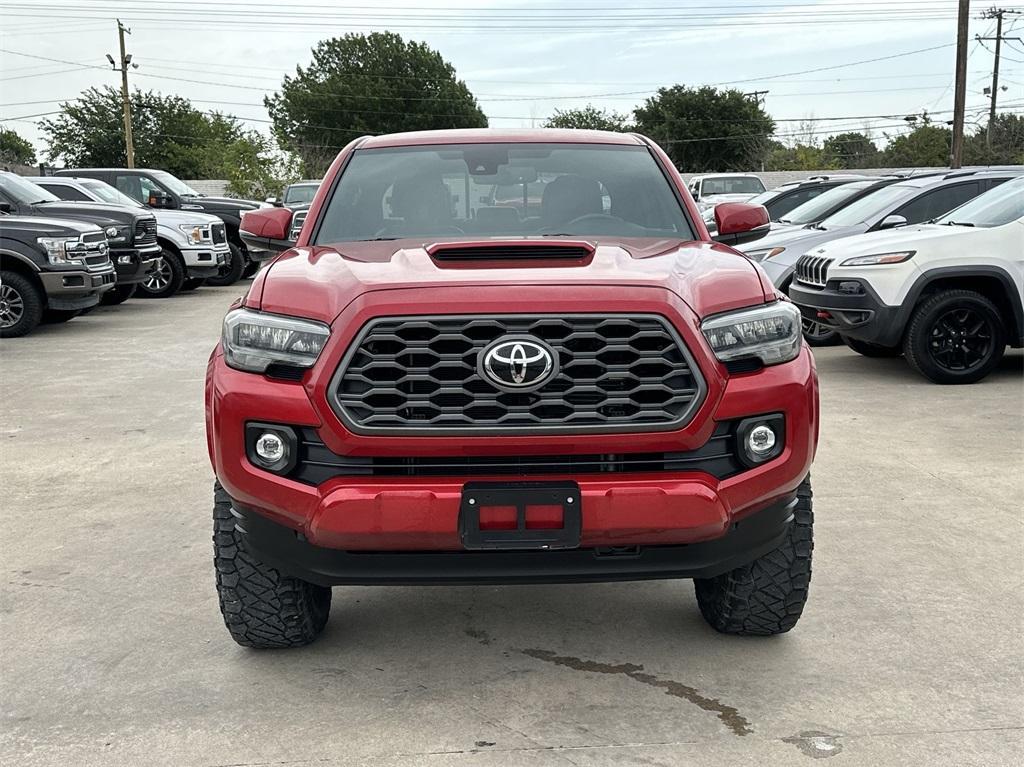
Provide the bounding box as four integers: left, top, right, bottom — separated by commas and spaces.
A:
746, 187, 789, 206
151, 170, 201, 197
80, 179, 143, 208
284, 185, 318, 206
315, 143, 694, 243
780, 181, 876, 224
817, 184, 915, 228
936, 178, 1024, 227
700, 177, 765, 195
2, 173, 60, 204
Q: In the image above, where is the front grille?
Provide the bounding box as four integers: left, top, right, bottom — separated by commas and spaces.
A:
431, 245, 591, 261
84, 254, 109, 267
795, 254, 832, 288
82, 232, 106, 245
330, 314, 705, 435
289, 210, 307, 241
134, 218, 157, 246
211, 222, 227, 244
290, 423, 738, 485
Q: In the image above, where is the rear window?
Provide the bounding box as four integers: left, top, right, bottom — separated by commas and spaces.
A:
284, 185, 318, 206
700, 177, 765, 195
314, 143, 693, 243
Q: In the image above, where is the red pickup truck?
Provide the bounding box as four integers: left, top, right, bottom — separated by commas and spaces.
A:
210, 129, 817, 648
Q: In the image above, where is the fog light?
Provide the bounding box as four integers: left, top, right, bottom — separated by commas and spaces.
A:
747, 425, 776, 456
255, 432, 286, 463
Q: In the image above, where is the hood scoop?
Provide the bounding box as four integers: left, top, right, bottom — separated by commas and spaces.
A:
426, 239, 595, 265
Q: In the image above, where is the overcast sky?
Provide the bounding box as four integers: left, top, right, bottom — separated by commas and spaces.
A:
2, 0, 1022, 162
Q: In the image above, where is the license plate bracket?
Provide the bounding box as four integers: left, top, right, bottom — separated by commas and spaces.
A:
459, 481, 581, 551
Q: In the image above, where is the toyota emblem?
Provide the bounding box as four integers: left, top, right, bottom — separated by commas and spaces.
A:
479, 336, 558, 391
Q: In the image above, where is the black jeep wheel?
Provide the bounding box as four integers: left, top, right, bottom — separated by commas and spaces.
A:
694, 477, 813, 636
841, 336, 903, 358
137, 249, 185, 298
205, 243, 244, 287
42, 308, 81, 324
903, 289, 1005, 385
802, 317, 840, 346
0, 271, 44, 338
213, 482, 331, 648
102, 283, 137, 305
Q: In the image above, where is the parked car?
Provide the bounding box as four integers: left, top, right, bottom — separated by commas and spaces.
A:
737, 169, 1021, 343
705, 175, 874, 232
0, 171, 159, 305
266, 180, 321, 208
217, 129, 815, 648
32, 176, 230, 299
1, 215, 115, 337
687, 173, 766, 212
54, 167, 265, 285
789, 176, 1024, 384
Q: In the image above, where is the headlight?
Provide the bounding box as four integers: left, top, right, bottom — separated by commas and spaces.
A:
179, 224, 210, 244
37, 237, 87, 265
745, 246, 786, 262
106, 226, 130, 243
701, 301, 802, 366
222, 307, 330, 373
839, 251, 915, 267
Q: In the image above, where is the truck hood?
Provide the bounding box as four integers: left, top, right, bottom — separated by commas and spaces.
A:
0, 215, 100, 237
152, 209, 224, 227
181, 195, 259, 213
254, 238, 771, 325
700, 193, 758, 208
33, 200, 145, 226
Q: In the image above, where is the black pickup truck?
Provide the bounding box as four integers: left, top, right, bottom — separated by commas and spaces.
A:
0, 171, 159, 305
54, 168, 264, 286
1, 215, 116, 337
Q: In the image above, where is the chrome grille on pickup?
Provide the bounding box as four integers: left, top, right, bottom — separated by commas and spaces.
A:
795, 254, 833, 288
211, 222, 227, 244
289, 210, 307, 241
134, 217, 157, 246
330, 314, 706, 435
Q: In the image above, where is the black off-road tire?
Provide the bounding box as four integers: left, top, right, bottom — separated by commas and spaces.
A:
694, 477, 813, 636
242, 258, 261, 278
841, 335, 903, 358
42, 308, 81, 324
180, 277, 205, 291
903, 289, 1006, 385
102, 283, 137, 305
213, 482, 331, 649
205, 243, 245, 287
0, 270, 44, 338
137, 249, 185, 298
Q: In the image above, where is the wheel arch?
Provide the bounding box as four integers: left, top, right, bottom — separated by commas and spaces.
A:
0, 249, 45, 294
907, 266, 1024, 346
156, 236, 185, 263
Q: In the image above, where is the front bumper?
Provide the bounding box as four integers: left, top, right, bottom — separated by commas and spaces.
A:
789, 279, 902, 347
110, 246, 160, 285
38, 265, 116, 309
181, 243, 230, 277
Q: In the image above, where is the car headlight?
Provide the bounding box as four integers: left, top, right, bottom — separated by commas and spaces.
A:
37, 237, 87, 265
839, 251, 915, 267
105, 226, 130, 243
701, 301, 802, 366
179, 224, 210, 244
222, 307, 330, 373
745, 246, 786, 262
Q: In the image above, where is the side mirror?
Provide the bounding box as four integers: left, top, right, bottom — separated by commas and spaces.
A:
265, 196, 283, 207
0, 202, 12, 214
711, 203, 771, 247
147, 190, 175, 209
239, 207, 295, 253
878, 214, 908, 230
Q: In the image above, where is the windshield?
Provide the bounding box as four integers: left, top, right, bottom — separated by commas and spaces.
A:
747, 187, 789, 206
80, 179, 143, 208
700, 177, 765, 195
151, 170, 200, 197
936, 178, 1024, 227
315, 143, 693, 243
781, 181, 876, 224
284, 184, 318, 206
818, 184, 915, 228
2, 173, 60, 204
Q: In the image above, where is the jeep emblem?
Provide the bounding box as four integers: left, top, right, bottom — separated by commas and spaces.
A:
479, 336, 558, 391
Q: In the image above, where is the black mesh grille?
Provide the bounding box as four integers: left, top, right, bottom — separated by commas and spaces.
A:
330, 314, 704, 435
134, 218, 157, 246
431, 245, 591, 261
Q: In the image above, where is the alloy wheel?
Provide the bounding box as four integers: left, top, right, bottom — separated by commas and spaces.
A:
144, 258, 173, 292
0, 283, 25, 329
927, 307, 993, 372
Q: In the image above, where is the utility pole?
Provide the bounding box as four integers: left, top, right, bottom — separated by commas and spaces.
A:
109, 19, 135, 168
951, 0, 971, 168
743, 91, 768, 108
978, 8, 1023, 146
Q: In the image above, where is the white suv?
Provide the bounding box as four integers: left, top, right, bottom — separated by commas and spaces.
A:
788, 177, 1024, 384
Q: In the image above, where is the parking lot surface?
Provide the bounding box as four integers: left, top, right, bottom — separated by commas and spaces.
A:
2, 283, 1022, 766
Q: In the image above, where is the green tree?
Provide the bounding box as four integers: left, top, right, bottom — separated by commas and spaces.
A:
224, 134, 301, 200
633, 86, 775, 171
266, 32, 487, 176
544, 105, 632, 131
964, 114, 1024, 166
40, 86, 266, 179
821, 132, 879, 168
881, 124, 951, 168
764, 142, 832, 171
0, 128, 36, 166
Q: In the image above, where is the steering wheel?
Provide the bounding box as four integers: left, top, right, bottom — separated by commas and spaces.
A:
373, 224, 465, 239
539, 213, 638, 235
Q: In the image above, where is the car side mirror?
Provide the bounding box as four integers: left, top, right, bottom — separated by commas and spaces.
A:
240, 207, 295, 253
147, 190, 176, 209
0, 202, 11, 214
711, 203, 771, 247
878, 214, 908, 230
265, 196, 283, 207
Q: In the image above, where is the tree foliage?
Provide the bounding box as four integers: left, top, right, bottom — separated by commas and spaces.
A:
880, 124, 951, 168
0, 128, 36, 166
821, 132, 879, 168
764, 141, 833, 171
633, 86, 774, 171
963, 114, 1024, 166
544, 105, 632, 131
39, 86, 268, 180
266, 32, 487, 176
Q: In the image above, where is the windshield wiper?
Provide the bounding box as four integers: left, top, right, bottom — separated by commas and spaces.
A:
358, 236, 399, 241
944, 220, 974, 227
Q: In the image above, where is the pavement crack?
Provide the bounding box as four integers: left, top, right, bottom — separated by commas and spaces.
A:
521, 648, 752, 736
